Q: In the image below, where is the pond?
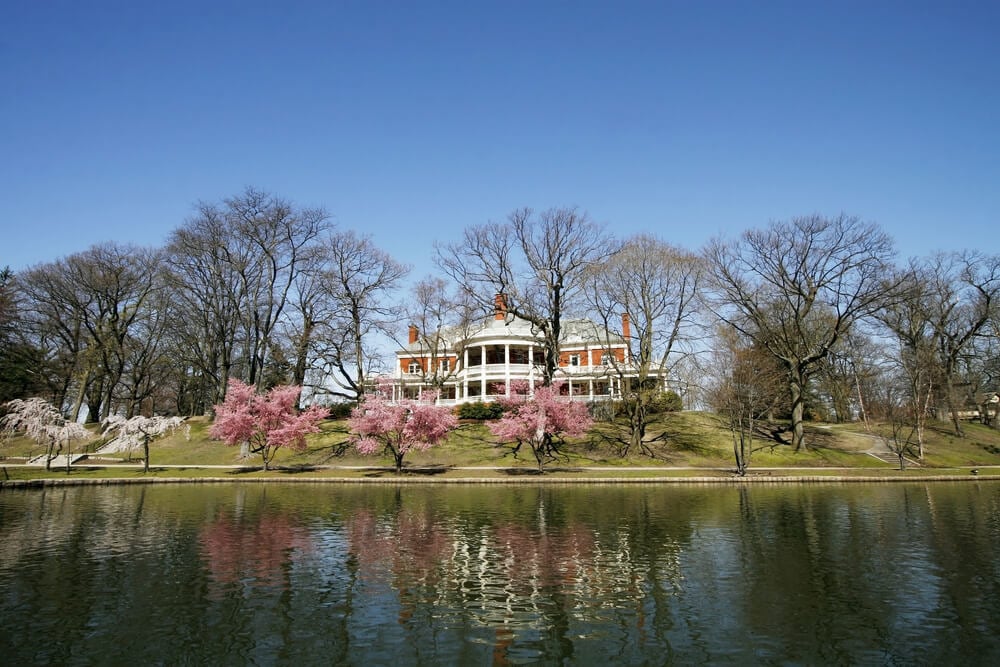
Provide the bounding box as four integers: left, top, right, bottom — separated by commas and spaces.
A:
1, 482, 999, 665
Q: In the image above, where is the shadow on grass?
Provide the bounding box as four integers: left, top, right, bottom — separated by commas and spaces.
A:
226, 467, 266, 475
361, 465, 455, 478
650, 424, 715, 456
500, 466, 585, 476
317, 442, 353, 463
273, 464, 320, 474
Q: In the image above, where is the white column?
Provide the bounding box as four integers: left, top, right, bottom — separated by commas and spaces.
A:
528, 344, 535, 392
480, 344, 487, 397
462, 348, 469, 401
504, 344, 511, 395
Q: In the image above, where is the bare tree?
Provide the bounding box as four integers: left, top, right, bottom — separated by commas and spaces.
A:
165, 205, 248, 413
0, 267, 45, 402
19, 244, 161, 422
919, 251, 1000, 437
309, 231, 409, 401
868, 372, 918, 470
813, 330, 881, 426
164, 188, 329, 412
397, 276, 474, 398
437, 207, 617, 384
584, 235, 703, 456
707, 327, 786, 475
0, 267, 14, 344
284, 243, 329, 388
875, 266, 940, 457
705, 214, 898, 451
19, 257, 92, 413
225, 188, 329, 389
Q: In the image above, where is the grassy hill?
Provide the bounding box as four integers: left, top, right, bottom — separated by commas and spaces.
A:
5, 411, 1000, 479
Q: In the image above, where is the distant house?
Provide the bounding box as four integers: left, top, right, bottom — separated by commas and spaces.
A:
386, 295, 668, 405
934, 382, 984, 422
981, 392, 1000, 427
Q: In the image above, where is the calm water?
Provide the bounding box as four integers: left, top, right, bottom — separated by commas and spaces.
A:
1, 482, 999, 665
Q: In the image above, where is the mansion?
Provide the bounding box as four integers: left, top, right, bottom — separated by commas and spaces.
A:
387, 296, 668, 405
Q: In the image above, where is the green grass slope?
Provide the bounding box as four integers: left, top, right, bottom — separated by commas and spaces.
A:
5, 411, 1000, 479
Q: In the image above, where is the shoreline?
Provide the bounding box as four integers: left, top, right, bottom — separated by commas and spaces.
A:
2, 473, 996, 488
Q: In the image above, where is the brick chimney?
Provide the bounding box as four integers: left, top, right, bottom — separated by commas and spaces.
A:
408, 324, 418, 344
622, 313, 631, 341
494, 293, 508, 321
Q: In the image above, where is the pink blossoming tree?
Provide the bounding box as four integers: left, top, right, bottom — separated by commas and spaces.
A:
488, 381, 593, 470
349, 383, 458, 473
210, 379, 327, 471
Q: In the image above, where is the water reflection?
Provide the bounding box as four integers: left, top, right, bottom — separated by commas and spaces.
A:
1, 483, 999, 664
200, 502, 314, 593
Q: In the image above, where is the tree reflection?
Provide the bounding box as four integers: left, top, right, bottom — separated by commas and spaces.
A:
200, 511, 312, 592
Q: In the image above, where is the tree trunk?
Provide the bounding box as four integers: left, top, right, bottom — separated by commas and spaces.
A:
292, 318, 315, 387
917, 381, 933, 459
45, 437, 55, 471
143, 435, 150, 473
945, 374, 964, 437
789, 374, 807, 452
70, 371, 89, 423
732, 426, 747, 476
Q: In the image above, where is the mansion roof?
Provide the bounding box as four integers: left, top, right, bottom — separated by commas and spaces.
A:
399, 313, 626, 355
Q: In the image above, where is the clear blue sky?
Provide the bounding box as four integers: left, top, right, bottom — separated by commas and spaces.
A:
2, 0, 997, 279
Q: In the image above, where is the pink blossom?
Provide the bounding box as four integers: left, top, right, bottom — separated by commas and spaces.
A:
210, 379, 326, 470
348, 390, 458, 472
488, 383, 593, 469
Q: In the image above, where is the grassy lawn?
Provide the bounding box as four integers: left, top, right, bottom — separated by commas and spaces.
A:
4, 411, 1000, 481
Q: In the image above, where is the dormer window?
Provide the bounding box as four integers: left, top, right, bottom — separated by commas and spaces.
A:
408, 362, 421, 374
601, 353, 613, 366
569, 354, 580, 367
439, 358, 450, 372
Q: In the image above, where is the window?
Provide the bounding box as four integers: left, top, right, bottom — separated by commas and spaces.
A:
408, 362, 421, 374
601, 353, 613, 366
569, 354, 580, 367
439, 358, 450, 372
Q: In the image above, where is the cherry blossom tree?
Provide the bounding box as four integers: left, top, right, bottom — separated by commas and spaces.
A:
488, 381, 593, 469
2, 397, 89, 471
102, 414, 185, 473
210, 379, 327, 470
349, 383, 458, 472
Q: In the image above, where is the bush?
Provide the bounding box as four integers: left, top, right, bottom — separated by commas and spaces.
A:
456, 401, 505, 420
647, 390, 683, 414
589, 400, 618, 421
325, 402, 356, 420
